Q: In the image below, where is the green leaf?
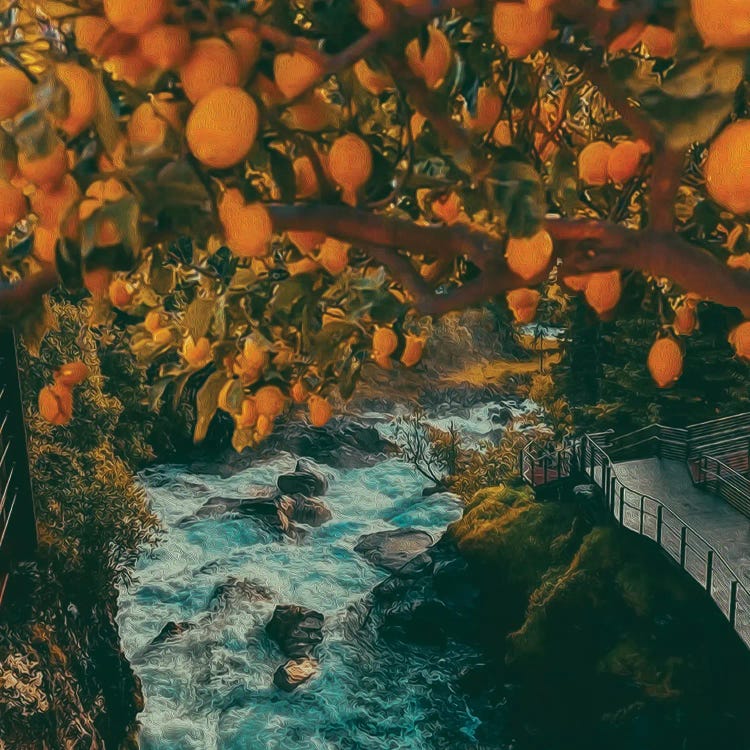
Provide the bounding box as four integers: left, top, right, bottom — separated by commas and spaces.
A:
148, 376, 172, 411
489, 157, 545, 237
184, 298, 215, 341
269, 274, 314, 317
93, 73, 122, 159
193, 371, 226, 443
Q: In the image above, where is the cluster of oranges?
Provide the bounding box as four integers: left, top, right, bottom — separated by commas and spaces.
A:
372, 327, 426, 369
578, 140, 650, 187
38, 361, 90, 425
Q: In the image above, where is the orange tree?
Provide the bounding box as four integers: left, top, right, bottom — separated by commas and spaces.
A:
1, 0, 750, 449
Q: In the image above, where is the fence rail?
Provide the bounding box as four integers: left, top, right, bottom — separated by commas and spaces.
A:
0, 328, 36, 608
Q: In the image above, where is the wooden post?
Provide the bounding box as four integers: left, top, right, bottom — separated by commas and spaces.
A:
639, 494, 644, 534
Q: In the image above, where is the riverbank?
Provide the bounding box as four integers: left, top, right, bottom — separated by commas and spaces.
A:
373, 479, 750, 749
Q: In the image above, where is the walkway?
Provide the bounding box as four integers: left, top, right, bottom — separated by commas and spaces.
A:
615, 457, 750, 587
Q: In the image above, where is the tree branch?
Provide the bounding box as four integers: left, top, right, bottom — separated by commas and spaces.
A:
0, 267, 59, 323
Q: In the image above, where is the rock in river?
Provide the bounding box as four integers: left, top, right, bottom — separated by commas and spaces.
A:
266, 604, 325, 658
354, 528, 434, 573
273, 658, 319, 692
277, 458, 330, 496
276, 494, 332, 527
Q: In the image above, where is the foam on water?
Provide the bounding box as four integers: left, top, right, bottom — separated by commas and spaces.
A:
118, 407, 517, 749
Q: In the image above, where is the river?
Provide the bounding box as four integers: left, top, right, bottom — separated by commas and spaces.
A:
117, 398, 536, 749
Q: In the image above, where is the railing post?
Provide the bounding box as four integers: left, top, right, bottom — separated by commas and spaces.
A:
639, 494, 644, 534
680, 526, 687, 568
656, 505, 663, 546
618, 484, 624, 525
705, 550, 714, 593
729, 580, 738, 626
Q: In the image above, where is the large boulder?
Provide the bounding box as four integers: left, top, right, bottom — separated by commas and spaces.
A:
207, 577, 274, 611
354, 528, 434, 573
266, 604, 325, 658
277, 459, 330, 496
273, 658, 318, 692
190, 485, 278, 520
149, 620, 194, 647
276, 495, 332, 527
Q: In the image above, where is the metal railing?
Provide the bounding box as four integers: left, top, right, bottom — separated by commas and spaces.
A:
695, 455, 750, 519
519, 440, 578, 487
579, 435, 750, 649
0, 328, 36, 608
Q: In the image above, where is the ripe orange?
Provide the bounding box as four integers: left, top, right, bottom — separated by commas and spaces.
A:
704, 120, 750, 214
561, 274, 590, 292
55, 360, 89, 386
507, 288, 541, 324
285, 92, 334, 132
183, 336, 212, 367
152, 326, 173, 346
18, 139, 68, 190
400, 334, 425, 367
55, 63, 98, 137
103, 0, 167, 35
0, 66, 33, 120
0, 179, 27, 235
255, 413, 274, 440
492, 119, 512, 147
180, 38, 241, 103
372, 326, 398, 358
578, 141, 613, 186
94, 217, 122, 247
505, 229, 554, 281
240, 338, 269, 372
290, 380, 308, 404
274, 52, 324, 100
227, 27, 260, 82
405, 26, 452, 90
255, 385, 286, 418
288, 230, 325, 256
287, 257, 320, 276
727, 253, 750, 270
673, 304, 697, 336
317, 238, 350, 274
73, 16, 111, 56
356, 0, 388, 30
33, 227, 59, 264
328, 134, 372, 204
186, 86, 259, 169
584, 271, 621, 315
39, 383, 73, 425
139, 24, 191, 69
607, 140, 643, 184
30, 174, 81, 231
466, 86, 503, 132
104, 51, 154, 86
691, 0, 750, 49
127, 101, 174, 153
647, 338, 683, 388
83, 268, 112, 296
219, 192, 273, 258
640, 25, 677, 57
109, 278, 134, 307
608, 21, 649, 53
308, 394, 333, 427
492, 3, 553, 59
293, 156, 319, 199
730, 321, 750, 359
354, 59, 393, 95
432, 192, 461, 224
144, 310, 166, 332
235, 397, 258, 429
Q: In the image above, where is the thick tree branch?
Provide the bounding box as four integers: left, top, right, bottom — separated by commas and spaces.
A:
269, 203, 750, 317
0, 267, 58, 323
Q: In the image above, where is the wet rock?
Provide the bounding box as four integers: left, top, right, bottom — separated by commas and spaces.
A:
149, 620, 194, 646
354, 528, 434, 573
277, 459, 330, 496
265, 417, 392, 468
273, 657, 318, 691
193, 486, 279, 519
208, 577, 274, 611
266, 604, 325, 658
276, 494, 332, 527
381, 599, 450, 646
